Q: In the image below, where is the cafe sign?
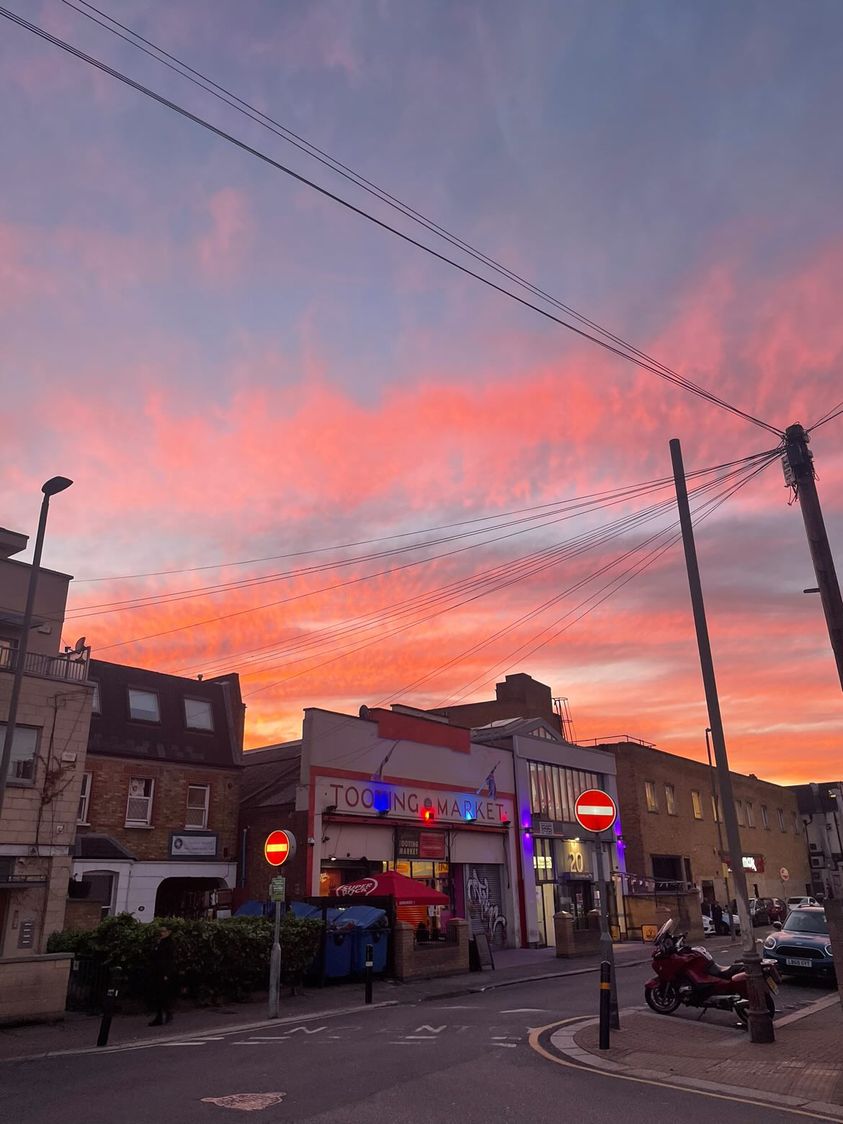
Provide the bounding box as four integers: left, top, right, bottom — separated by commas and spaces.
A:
319, 777, 513, 826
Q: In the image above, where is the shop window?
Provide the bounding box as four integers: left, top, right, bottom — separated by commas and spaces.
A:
645, 781, 658, 812
691, 790, 703, 819
533, 838, 555, 883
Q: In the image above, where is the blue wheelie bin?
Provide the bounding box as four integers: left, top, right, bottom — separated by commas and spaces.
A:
343, 906, 389, 975
323, 909, 355, 979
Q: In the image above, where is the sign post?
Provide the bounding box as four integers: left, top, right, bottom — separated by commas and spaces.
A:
575, 789, 619, 1030
264, 831, 296, 1019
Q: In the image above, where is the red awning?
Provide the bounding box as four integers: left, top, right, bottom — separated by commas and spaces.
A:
335, 871, 449, 906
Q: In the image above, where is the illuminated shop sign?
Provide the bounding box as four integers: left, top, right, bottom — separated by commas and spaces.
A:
320, 778, 514, 826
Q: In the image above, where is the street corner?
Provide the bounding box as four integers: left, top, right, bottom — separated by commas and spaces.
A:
529, 1006, 843, 1122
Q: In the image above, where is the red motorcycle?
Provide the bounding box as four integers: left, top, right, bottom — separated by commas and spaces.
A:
644, 919, 779, 1026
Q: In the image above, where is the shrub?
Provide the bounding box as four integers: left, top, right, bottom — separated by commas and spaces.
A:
48, 913, 323, 1005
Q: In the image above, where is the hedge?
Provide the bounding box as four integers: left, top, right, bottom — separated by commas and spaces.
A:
47, 913, 323, 1004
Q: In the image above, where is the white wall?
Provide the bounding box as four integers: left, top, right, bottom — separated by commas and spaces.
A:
72, 859, 238, 921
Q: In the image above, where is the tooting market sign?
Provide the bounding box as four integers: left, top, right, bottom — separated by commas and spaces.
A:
320, 778, 513, 826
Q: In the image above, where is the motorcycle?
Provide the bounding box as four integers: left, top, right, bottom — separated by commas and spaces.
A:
644, 919, 780, 1026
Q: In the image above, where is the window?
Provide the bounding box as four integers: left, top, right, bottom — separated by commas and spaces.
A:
186, 784, 210, 829
528, 761, 602, 821
78, 772, 92, 823
777, 808, 786, 832
645, 781, 658, 812
91, 682, 101, 714
128, 688, 160, 723
691, 790, 703, 819
184, 697, 214, 731
736, 800, 745, 826
761, 805, 769, 830
0, 637, 18, 670
664, 784, 676, 815
125, 777, 154, 826
711, 794, 722, 822
745, 801, 755, 828
0, 723, 38, 783
533, 838, 554, 882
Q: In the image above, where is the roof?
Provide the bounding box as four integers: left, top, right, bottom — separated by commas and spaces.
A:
472, 716, 567, 743
74, 834, 136, 861
241, 741, 302, 808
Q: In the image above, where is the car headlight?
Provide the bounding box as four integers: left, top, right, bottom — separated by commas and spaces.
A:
763, 936, 777, 950
824, 943, 833, 958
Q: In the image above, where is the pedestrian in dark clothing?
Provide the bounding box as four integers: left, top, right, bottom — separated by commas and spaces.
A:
147, 925, 177, 1026
712, 902, 725, 936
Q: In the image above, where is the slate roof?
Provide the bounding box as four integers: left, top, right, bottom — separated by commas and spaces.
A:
241, 741, 302, 808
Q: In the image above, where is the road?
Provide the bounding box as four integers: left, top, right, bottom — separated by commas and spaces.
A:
1, 962, 827, 1123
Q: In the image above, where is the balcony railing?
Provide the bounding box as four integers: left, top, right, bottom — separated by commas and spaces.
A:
0, 645, 90, 683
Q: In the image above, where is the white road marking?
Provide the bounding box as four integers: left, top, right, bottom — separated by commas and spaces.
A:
287, 1026, 326, 1035
404, 1035, 438, 1040
500, 1008, 548, 1013
491, 1042, 518, 1048
156, 1041, 207, 1047
414, 1025, 445, 1033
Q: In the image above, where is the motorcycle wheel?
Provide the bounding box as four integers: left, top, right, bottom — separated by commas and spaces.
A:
644, 982, 681, 1015
734, 993, 776, 1026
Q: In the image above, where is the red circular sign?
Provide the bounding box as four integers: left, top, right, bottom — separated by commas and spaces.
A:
264, 829, 296, 867
574, 789, 617, 834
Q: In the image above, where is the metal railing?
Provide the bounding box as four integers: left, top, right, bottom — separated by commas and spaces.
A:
0, 645, 90, 682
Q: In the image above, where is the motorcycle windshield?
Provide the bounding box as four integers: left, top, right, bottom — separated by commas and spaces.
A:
654, 918, 675, 943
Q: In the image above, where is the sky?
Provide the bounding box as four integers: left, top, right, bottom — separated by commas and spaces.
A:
2, 0, 842, 782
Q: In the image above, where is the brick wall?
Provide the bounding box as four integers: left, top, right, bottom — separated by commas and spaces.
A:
79, 756, 240, 863
0, 954, 73, 1025
605, 743, 811, 899
392, 918, 469, 980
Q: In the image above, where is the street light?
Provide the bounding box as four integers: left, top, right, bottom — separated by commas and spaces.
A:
705, 727, 735, 942
0, 476, 73, 816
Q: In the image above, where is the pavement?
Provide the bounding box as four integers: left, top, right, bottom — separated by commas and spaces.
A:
0, 939, 653, 1062
535, 992, 843, 1120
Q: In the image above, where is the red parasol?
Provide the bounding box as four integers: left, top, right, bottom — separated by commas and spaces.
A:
335, 870, 449, 906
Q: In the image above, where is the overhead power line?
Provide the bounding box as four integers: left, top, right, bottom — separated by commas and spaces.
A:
4, 5, 782, 437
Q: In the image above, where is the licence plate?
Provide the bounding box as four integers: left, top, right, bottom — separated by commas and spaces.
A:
785, 957, 812, 968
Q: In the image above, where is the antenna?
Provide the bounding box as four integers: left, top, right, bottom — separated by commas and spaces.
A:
72, 636, 87, 654
359, 705, 371, 720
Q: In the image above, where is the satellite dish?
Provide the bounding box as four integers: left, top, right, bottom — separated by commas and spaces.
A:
73, 636, 87, 654
359, 705, 371, 720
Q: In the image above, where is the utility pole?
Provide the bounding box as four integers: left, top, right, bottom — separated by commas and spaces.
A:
670, 438, 774, 1044
783, 424, 843, 690
705, 727, 735, 942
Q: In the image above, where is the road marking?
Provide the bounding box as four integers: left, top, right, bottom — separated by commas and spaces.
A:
491, 1042, 518, 1048
415, 1024, 445, 1033
287, 1026, 327, 1035
404, 1035, 438, 1040
156, 1041, 207, 1047
500, 1008, 548, 1013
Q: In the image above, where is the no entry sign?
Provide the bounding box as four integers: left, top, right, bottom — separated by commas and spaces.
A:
264, 829, 296, 867
574, 789, 617, 834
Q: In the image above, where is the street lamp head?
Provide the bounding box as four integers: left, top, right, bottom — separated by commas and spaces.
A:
41, 476, 73, 497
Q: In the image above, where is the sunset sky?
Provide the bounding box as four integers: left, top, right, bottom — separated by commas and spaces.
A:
3, 1, 842, 783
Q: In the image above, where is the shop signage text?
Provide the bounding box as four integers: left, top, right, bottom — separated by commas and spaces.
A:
321, 778, 513, 825
170, 832, 218, 859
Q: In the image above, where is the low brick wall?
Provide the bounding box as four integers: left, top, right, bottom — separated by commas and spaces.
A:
554, 912, 601, 957
392, 918, 470, 981
0, 954, 73, 1025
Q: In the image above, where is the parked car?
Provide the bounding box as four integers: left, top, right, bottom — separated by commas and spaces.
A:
763, 906, 835, 982
766, 898, 787, 924
702, 914, 716, 937
786, 895, 818, 912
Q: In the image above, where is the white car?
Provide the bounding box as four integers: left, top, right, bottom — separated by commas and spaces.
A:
786, 896, 818, 911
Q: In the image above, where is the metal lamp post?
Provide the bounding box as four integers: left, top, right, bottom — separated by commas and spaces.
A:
0, 476, 73, 817
705, 727, 735, 942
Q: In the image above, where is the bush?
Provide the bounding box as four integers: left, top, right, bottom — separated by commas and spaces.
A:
48, 913, 323, 1005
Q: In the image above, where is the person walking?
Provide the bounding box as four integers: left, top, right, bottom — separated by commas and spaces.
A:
712, 901, 725, 936
147, 924, 177, 1027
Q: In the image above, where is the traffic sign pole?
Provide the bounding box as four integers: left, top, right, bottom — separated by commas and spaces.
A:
268, 900, 281, 1019
594, 831, 619, 1030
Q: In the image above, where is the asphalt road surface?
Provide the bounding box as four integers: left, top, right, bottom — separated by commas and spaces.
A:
2, 962, 828, 1124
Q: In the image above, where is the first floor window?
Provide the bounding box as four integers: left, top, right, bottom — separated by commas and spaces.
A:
126, 777, 154, 825
0, 723, 38, 783
645, 781, 658, 812
186, 784, 210, 829
691, 790, 703, 819
78, 772, 92, 823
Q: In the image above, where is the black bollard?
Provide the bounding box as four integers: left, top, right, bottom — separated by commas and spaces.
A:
96, 966, 123, 1048
598, 960, 611, 1050
364, 943, 374, 1005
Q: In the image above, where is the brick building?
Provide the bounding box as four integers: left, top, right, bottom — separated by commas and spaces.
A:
790, 781, 843, 898
0, 526, 93, 1023
599, 740, 811, 902
427, 673, 564, 735
72, 659, 244, 920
